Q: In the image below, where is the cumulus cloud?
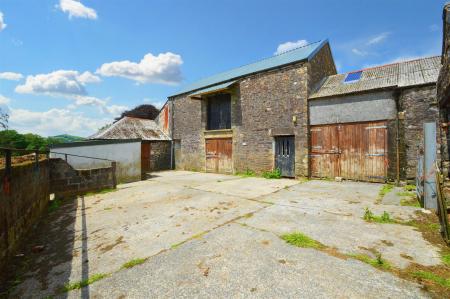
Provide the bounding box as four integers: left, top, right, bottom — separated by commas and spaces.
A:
351, 48, 368, 57
0, 72, 23, 81
15, 70, 100, 96
367, 32, 390, 46
9, 107, 109, 136
97, 52, 183, 85
58, 0, 97, 20
71, 95, 127, 116
0, 12, 6, 31
0, 95, 11, 105
275, 39, 309, 55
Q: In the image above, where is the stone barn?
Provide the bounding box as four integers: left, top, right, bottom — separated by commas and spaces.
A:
167, 40, 336, 177
90, 116, 172, 178
309, 56, 441, 182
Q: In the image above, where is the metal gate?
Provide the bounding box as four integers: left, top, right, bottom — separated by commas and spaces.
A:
205, 138, 233, 174
275, 136, 295, 177
310, 121, 387, 182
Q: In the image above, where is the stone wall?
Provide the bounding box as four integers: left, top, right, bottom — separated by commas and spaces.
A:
399, 85, 439, 179
150, 141, 171, 171
0, 160, 50, 274
307, 43, 337, 94
49, 158, 116, 198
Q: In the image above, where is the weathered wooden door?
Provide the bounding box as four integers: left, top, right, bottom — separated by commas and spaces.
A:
141, 142, 151, 178
205, 138, 232, 174
275, 136, 295, 177
310, 121, 387, 182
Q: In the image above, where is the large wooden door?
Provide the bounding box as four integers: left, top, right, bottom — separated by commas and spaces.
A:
275, 136, 295, 177
141, 142, 151, 178
310, 121, 387, 182
205, 138, 232, 174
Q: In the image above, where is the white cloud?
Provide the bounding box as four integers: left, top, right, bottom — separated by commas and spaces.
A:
0, 72, 23, 81
0, 95, 11, 105
71, 95, 128, 116
9, 107, 109, 136
275, 39, 309, 55
97, 52, 183, 85
15, 70, 100, 96
351, 48, 368, 57
58, 0, 97, 20
367, 32, 390, 46
0, 12, 6, 31
143, 98, 165, 108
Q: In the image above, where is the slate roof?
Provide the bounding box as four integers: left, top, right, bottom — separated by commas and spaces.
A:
171, 40, 329, 97
90, 117, 170, 141
310, 56, 441, 99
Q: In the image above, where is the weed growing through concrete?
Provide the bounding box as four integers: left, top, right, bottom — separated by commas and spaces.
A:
442, 254, 450, 266
363, 208, 395, 224
347, 253, 391, 270
85, 188, 117, 197
400, 197, 421, 207
121, 258, 146, 269
404, 184, 416, 191
48, 198, 62, 213
262, 168, 282, 179
281, 232, 324, 249
62, 273, 109, 292
236, 169, 256, 177
376, 184, 394, 203
412, 271, 450, 288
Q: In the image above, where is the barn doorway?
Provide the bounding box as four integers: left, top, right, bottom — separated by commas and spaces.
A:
141, 142, 151, 179
310, 121, 387, 182
275, 136, 295, 177
205, 138, 233, 174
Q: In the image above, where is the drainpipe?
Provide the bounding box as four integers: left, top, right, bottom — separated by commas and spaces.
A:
395, 90, 401, 186
170, 99, 174, 170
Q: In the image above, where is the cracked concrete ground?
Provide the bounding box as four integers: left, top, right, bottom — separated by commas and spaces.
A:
8, 171, 440, 298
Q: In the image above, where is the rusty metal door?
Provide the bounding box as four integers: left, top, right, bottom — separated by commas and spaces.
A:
205, 138, 232, 174
310, 121, 387, 182
275, 136, 295, 177
141, 142, 151, 177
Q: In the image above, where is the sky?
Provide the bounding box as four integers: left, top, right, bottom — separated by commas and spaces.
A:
0, 0, 446, 137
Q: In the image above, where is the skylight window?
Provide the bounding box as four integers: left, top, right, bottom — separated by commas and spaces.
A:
344, 71, 363, 83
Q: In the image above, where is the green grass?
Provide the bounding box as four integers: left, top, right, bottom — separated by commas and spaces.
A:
280, 232, 324, 249
62, 273, 109, 292
85, 188, 117, 197
396, 191, 415, 197
412, 271, 450, 288
48, 198, 62, 213
347, 253, 391, 270
236, 169, 256, 177
400, 197, 421, 207
363, 208, 396, 224
262, 168, 282, 179
121, 258, 146, 269
404, 184, 416, 191
442, 253, 450, 266
379, 184, 394, 198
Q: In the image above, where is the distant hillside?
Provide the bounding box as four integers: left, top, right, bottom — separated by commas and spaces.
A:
51, 134, 85, 143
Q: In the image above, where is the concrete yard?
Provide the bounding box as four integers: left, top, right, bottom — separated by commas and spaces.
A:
8, 171, 444, 298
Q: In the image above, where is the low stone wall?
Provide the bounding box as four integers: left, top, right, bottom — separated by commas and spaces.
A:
49, 158, 116, 198
0, 160, 50, 274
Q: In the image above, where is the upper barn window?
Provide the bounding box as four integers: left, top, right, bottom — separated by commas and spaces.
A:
207, 93, 231, 130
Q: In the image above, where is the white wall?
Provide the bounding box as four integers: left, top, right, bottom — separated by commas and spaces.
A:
50, 141, 141, 183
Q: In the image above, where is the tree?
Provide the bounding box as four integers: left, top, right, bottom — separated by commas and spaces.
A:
0, 108, 8, 130
115, 104, 159, 121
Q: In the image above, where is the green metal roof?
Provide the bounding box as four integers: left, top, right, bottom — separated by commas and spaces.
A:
189, 80, 236, 97
170, 39, 328, 97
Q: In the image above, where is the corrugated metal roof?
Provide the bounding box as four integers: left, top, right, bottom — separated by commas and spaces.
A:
171, 40, 328, 97
189, 80, 236, 97
310, 56, 441, 99
90, 117, 171, 141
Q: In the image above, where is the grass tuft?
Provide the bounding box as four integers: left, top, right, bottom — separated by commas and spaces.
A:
121, 258, 146, 269
412, 271, 450, 288
442, 253, 450, 267
62, 273, 109, 292
236, 169, 256, 177
48, 198, 62, 213
347, 253, 391, 270
378, 184, 394, 200
363, 208, 396, 224
281, 232, 324, 249
404, 184, 416, 191
262, 168, 282, 179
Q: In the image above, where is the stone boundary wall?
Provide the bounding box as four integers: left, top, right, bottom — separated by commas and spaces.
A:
0, 160, 50, 275
49, 158, 116, 198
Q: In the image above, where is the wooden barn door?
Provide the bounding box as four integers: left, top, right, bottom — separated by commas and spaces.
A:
310, 121, 387, 182
141, 142, 151, 178
205, 138, 232, 174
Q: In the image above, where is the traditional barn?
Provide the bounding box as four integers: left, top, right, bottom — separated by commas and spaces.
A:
166, 40, 336, 177
309, 56, 441, 182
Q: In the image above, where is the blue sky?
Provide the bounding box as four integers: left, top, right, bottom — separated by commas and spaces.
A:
0, 0, 445, 137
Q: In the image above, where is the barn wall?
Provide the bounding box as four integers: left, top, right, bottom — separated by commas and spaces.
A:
150, 141, 171, 171
309, 91, 396, 125
399, 85, 439, 179
50, 141, 141, 183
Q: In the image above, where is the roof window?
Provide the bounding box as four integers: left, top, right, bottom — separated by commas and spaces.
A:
344, 71, 362, 83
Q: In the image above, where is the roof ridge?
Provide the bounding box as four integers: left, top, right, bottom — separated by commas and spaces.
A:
345, 55, 440, 74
